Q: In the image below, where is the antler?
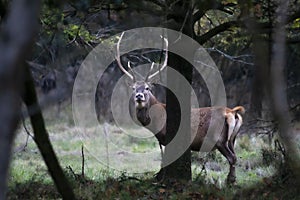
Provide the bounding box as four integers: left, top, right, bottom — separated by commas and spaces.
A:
145, 62, 155, 82
116, 32, 136, 81
146, 36, 168, 81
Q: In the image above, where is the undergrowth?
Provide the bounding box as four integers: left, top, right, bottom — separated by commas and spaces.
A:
7, 112, 300, 199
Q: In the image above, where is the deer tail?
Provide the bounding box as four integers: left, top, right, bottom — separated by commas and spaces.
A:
231, 106, 245, 114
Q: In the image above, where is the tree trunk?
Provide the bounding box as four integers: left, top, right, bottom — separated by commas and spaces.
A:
270, 0, 300, 186
250, 36, 270, 118
0, 1, 41, 198
161, 0, 193, 182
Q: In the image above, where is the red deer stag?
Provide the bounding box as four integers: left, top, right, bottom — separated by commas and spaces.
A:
115, 32, 245, 184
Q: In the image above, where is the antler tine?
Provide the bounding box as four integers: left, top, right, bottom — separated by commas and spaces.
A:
127, 62, 136, 82
145, 62, 155, 82
147, 36, 168, 80
115, 32, 135, 81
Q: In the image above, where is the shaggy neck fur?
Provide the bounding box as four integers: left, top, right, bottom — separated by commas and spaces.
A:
136, 107, 150, 126
135, 94, 166, 145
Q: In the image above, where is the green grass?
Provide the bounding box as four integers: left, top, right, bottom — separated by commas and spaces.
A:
7, 108, 300, 199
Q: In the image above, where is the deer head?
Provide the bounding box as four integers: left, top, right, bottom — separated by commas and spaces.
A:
132, 81, 154, 109
115, 32, 168, 110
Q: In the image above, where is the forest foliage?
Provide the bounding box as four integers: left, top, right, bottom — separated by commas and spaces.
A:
1, 0, 300, 199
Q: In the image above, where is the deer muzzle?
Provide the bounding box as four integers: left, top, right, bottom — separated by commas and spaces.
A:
135, 93, 145, 103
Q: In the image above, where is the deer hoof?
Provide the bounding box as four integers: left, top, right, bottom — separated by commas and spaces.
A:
226, 175, 236, 185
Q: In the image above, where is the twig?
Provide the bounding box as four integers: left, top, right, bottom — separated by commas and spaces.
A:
205, 47, 254, 66
290, 103, 300, 111
144, 0, 166, 8
275, 139, 286, 157
287, 83, 300, 90
194, 60, 220, 71
174, 3, 191, 43
67, 15, 88, 46
14, 115, 34, 153
247, 118, 275, 124
21, 113, 34, 138
14, 133, 30, 153
81, 144, 85, 178
103, 122, 110, 173
67, 165, 79, 181
204, 14, 215, 27
119, 175, 141, 182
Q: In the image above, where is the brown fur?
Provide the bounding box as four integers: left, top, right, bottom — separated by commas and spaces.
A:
130, 82, 245, 184
116, 33, 244, 183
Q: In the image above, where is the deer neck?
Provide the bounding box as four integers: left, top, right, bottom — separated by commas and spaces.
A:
136, 95, 158, 126
136, 95, 167, 146
136, 107, 150, 126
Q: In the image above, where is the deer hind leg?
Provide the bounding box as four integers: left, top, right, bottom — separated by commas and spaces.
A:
228, 113, 243, 153
217, 143, 237, 184
225, 113, 235, 143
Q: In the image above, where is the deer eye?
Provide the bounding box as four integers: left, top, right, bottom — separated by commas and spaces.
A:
145, 87, 150, 91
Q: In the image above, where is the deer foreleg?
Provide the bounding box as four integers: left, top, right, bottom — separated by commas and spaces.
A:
159, 143, 164, 162
154, 143, 165, 182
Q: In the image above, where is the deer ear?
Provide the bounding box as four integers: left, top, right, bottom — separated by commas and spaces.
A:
149, 75, 160, 85
124, 77, 134, 87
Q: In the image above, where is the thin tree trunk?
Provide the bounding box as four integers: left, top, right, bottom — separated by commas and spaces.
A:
0, 1, 41, 199
250, 35, 271, 118
270, 0, 300, 186
0, 75, 21, 200
22, 64, 76, 199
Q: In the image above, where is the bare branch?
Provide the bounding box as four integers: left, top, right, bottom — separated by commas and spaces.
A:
193, 1, 236, 24
14, 115, 33, 153
194, 8, 300, 45
143, 0, 166, 8
205, 47, 254, 66
195, 21, 240, 44
193, 9, 206, 24
174, 5, 191, 43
